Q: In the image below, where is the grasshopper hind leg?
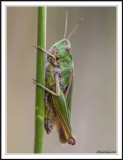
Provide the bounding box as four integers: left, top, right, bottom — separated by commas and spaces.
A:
55, 118, 76, 145
45, 93, 69, 144
55, 121, 68, 144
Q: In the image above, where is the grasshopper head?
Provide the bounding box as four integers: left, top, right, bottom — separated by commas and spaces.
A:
48, 17, 83, 60
49, 39, 71, 59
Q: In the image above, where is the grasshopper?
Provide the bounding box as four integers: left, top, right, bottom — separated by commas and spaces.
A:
33, 12, 82, 145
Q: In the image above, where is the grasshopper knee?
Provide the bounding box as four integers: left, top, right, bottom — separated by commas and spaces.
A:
68, 137, 76, 145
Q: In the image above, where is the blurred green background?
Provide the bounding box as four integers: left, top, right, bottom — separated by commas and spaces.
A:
7, 7, 116, 153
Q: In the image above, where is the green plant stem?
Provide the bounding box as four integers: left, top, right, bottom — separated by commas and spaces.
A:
34, 7, 46, 153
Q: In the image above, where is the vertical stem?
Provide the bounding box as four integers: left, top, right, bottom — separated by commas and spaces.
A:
34, 7, 46, 153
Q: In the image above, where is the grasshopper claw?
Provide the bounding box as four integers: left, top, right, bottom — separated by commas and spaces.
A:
34, 45, 38, 49
32, 78, 37, 86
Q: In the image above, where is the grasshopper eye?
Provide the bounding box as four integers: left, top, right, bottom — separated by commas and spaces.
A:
64, 44, 71, 51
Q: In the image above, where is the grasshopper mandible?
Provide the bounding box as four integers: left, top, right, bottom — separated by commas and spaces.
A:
33, 12, 83, 145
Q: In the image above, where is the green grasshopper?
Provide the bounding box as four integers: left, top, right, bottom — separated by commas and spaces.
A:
33, 13, 82, 145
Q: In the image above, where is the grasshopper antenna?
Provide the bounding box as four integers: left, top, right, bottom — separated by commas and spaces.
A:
64, 11, 68, 39
67, 18, 83, 40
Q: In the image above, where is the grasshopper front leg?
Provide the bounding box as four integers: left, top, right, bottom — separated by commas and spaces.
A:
34, 45, 58, 66
32, 74, 60, 96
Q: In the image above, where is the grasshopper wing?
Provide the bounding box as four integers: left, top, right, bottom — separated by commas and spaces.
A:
66, 78, 74, 119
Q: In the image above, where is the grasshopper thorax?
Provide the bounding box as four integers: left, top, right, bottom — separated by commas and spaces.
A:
49, 39, 71, 59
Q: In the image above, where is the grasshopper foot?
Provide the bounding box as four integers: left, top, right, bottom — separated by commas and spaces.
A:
32, 78, 37, 85
34, 45, 38, 49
